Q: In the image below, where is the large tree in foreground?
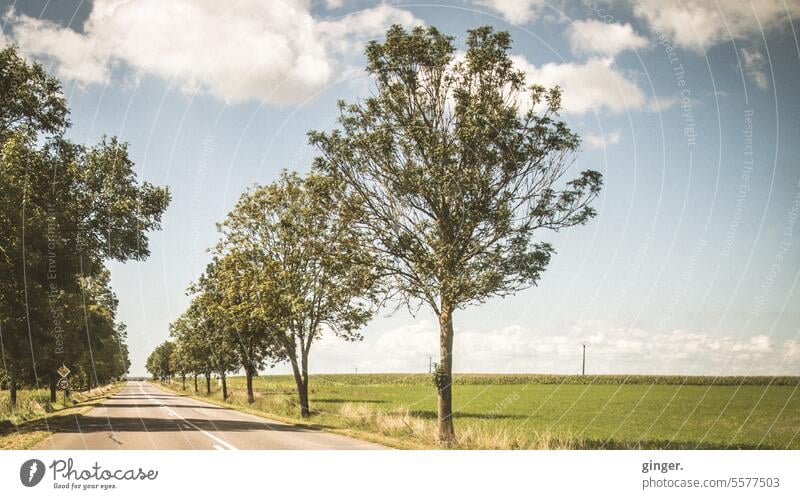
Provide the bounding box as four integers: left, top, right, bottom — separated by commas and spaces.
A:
310, 25, 602, 443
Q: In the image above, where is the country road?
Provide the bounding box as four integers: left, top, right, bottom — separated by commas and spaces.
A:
36, 381, 385, 450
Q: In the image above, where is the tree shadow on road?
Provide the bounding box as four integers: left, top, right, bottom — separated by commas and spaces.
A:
22, 415, 327, 435
94, 403, 228, 410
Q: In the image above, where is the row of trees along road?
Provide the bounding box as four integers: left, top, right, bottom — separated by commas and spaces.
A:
150, 25, 602, 444
0, 46, 170, 407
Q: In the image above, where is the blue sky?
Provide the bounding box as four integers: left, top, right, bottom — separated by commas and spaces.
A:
2, 0, 799, 376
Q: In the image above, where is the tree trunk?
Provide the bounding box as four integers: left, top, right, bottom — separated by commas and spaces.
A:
49, 376, 57, 403
181, 374, 186, 391
288, 353, 310, 417
221, 372, 228, 400
245, 365, 255, 404
436, 302, 456, 444
205, 373, 211, 395
194, 373, 198, 392
299, 377, 310, 417
9, 379, 17, 409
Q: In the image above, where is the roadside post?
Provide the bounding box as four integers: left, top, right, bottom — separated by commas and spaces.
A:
57, 365, 71, 404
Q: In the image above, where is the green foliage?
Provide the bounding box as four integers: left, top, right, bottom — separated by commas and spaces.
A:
169, 295, 239, 378
0, 46, 169, 397
310, 25, 602, 313
167, 170, 380, 413
0, 45, 68, 141
145, 341, 174, 381
310, 24, 602, 441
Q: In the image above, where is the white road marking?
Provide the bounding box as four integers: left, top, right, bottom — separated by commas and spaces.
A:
139, 383, 238, 450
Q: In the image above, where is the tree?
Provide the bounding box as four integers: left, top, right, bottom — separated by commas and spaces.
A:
145, 341, 174, 382
309, 25, 602, 442
216, 171, 378, 416
194, 254, 280, 403
169, 309, 213, 393
170, 295, 239, 399
0, 46, 68, 141
0, 46, 170, 406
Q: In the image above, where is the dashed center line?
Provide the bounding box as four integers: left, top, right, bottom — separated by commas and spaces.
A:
138, 384, 238, 450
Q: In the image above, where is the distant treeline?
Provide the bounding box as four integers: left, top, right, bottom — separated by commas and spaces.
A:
247, 373, 800, 387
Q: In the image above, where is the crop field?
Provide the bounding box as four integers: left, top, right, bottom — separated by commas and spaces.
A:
164, 374, 800, 449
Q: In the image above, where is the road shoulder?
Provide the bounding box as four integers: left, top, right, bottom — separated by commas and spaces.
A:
0, 384, 124, 450
155, 381, 400, 449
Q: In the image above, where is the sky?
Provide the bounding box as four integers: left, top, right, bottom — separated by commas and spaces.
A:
2, 0, 799, 377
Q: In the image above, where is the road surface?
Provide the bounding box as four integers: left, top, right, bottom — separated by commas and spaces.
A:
37, 381, 384, 450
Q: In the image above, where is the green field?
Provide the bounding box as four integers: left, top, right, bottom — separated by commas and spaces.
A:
163, 374, 800, 449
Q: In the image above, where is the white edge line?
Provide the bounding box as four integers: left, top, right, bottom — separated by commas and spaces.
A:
140, 383, 238, 450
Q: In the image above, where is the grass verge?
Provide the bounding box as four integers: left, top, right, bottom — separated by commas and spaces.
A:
0, 383, 123, 449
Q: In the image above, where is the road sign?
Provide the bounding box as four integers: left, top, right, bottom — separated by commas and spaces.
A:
56, 378, 70, 391
57, 365, 71, 378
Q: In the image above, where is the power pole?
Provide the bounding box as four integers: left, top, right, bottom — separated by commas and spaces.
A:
429, 355, 432, 374
581, 344, 586, 376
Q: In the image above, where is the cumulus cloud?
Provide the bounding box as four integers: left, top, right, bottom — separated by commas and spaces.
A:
740, 47, 770, 90
3, 0, 420, 105
633, 0, 799, 52
317, 4, 420, 54
568, 19, 648, 57
784, 340, 800, 361
308, 318, 799, 375
511, 55, 652, 115
585, 130, 621, 149
473, 0, 546, 25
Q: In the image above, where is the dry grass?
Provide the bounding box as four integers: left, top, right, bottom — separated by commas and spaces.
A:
0, 384, 122, 449
335, 401, 590, 449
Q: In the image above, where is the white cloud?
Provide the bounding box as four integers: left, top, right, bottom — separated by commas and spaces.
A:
511, 55, 650, 115
307, 318, 799, 375
568, 19, 648, 57
4, 0, 420, 105
740, 47, 769, 90
473, 0, 546, 25
784, 340, 800, 361
731, 334, 773, 353
585, 130, 621, 149
317, 4, 420, 53
6, 13, 110, 85
634, 0, 800, 52
646, 95, 679, 112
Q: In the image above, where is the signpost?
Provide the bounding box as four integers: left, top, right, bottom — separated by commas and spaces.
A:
57, 365, 71, 403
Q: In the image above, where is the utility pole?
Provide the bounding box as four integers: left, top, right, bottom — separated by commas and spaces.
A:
429, 355, 433, 374
581, 344, 586, 376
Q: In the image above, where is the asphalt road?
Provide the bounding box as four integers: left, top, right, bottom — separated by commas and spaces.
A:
37, 381, 384, 450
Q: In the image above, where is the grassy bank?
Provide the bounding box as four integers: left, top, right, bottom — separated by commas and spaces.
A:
0, 383, 122, 449
160, 374, 800, 449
